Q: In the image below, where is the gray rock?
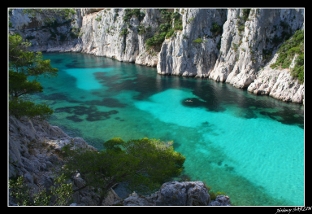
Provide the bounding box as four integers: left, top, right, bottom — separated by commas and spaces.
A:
9, 8, 304, 104
122, 181, 230, 206
8, 115, 232, 206
156, 181, 211, 206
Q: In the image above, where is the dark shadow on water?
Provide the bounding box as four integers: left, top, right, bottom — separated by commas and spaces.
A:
172, 141, 181, 150
55, 105, 119, 122
86, 110, 118, 121
40, 93, 72, 102
260, 110, 304, 129
66, 115, 83, 122
85, 98, 127, 108
53, 59, 63, 64
244, 110, 258, 119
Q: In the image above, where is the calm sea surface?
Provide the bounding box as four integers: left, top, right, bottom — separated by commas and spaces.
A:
32, 52, 304, 206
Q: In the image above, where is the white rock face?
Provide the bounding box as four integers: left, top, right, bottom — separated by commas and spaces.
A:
9, 8, 304, 103
247, 54, 304, 103
157, 8, 304, 103
157, 9, 226, 77
75, 8, 160, 66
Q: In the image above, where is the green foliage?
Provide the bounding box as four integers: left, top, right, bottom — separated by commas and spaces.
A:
172, 12, 182, 31
237, 21, 245, 32
145, 9, 183, 51
18, 9, 78, 40
242, 9, 251, 22
9, 33, 58, 119
9, 99, 53, 120
193, 38, 203, 43
236, 9, 250, 33
146, 32, 167, 51
62, 137, 185, 204
9, 34, 58, 77
9, 176, 32, 206
270, 29, 304, 83
159, 23, 171, 32
166, 29, 175, 39
9, 70, 43, 98
211, 22, 222, 36
49, 174, 74, 205
120, 8, 146, 37
208, 190, 227, 200
138, 25, 146, 35
205, 185, 227, 200
9, 174, 73, 206
232, 42, 239, 51
120, 28, 128, 36
70, 27, 81, 38
123, 9, 145, 23
159, 9, 172, 21
22, 8, 76, 22
95, 16, 102, 22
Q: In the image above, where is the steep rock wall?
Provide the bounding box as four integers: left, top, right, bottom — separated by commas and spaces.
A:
157, 8, 304, 103
9, 8, 304, 103
157, 9, 227, 77
75, 8, 160, 66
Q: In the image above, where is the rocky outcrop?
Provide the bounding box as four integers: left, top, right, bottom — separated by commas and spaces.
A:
9, 9, 84, 52
75, 8, 160, 66
247, 55, 304, 102
8, 115, 100, 206
122, 181, 231, 206
9, 8, 304, 103
8, 116, 231, 206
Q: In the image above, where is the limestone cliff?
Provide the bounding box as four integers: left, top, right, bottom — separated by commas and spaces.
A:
8, 8, 304, 103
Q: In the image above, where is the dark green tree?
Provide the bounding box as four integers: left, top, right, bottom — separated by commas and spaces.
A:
8, 33, 58, 119
62, 137, 186, 205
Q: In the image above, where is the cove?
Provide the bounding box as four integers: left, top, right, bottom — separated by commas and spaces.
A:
32, 52, 304, 206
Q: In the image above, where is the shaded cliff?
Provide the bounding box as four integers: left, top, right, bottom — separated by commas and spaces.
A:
8, 8, 304, 103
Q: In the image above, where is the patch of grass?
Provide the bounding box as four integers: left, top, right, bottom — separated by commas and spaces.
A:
193, 38, 203, 43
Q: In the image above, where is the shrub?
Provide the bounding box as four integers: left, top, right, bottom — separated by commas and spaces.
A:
144, 9, 183, 51
120, 28, 128, 36
193, 38, 203, 43
270, 29, 304, 83
9, 174, 73, 206
211, 22, 222, 36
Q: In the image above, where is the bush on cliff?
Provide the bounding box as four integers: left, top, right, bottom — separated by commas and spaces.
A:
61, 137, 186, 206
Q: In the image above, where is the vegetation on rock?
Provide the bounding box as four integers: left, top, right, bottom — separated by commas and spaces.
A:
9, 174, 73, 206
270, 29, 304, 84
145, 9, 182, 52
61, 137, 186, 205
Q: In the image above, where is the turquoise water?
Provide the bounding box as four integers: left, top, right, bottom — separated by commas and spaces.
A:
33, 52, 304, 206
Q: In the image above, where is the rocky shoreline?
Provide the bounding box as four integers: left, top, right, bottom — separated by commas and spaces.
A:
8, 115, 231, 206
